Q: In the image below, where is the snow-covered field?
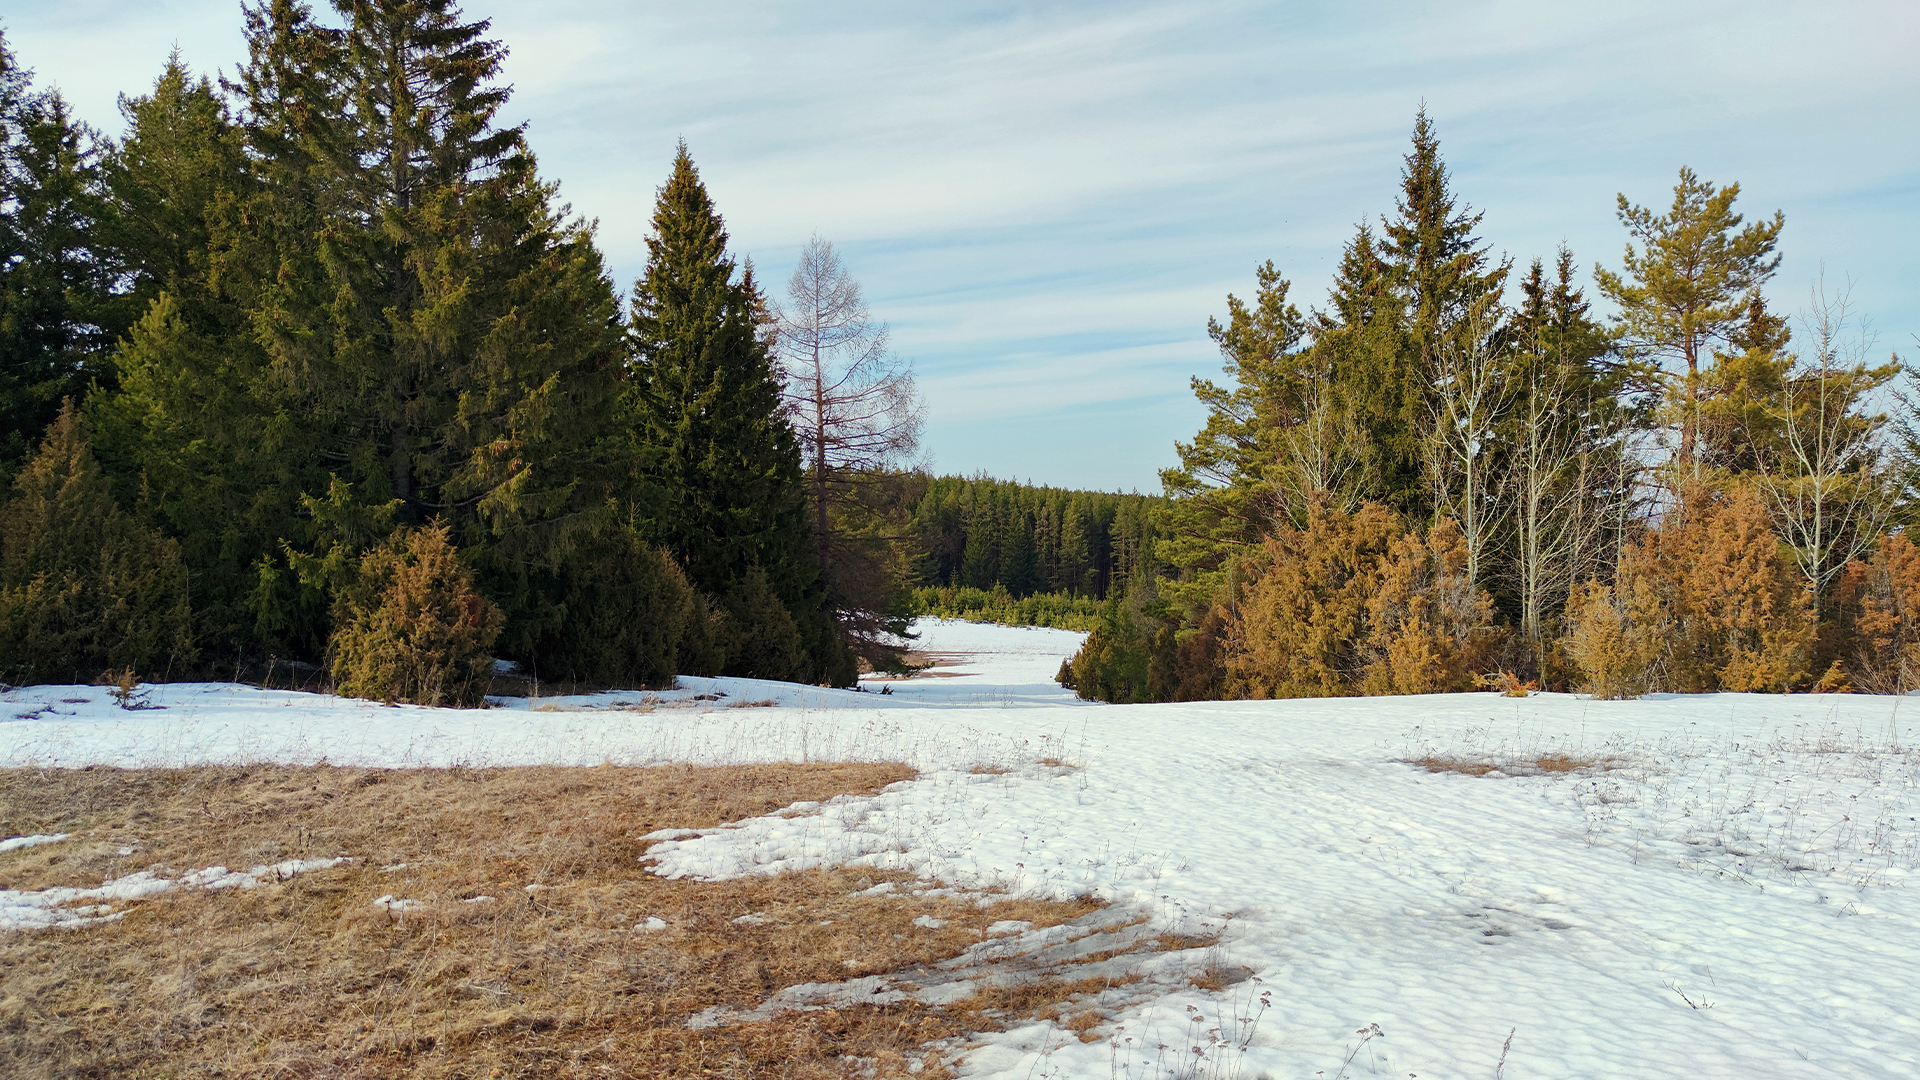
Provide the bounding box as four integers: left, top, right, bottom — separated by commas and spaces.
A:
6, 619, 1920, 1078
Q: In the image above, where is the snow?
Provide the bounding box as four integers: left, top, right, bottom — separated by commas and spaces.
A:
0, 833, 68, 852
0, 858, 351, 930
5, 620, 1920, 1076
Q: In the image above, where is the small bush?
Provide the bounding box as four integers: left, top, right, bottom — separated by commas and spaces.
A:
526, 527, 697, 688
1563, 485, 1815, 696
329, 523, 503, 706
1562, 575, 1667, 699
715, 566, 803, 682
1067, 596, 1153, 703
1848, 532, 1920, 694
0, 404, 193, 685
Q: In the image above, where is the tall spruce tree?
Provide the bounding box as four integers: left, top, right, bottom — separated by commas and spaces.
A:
92, 56, 287, 652
625, 144, 845, 684
1371, 108, 1510, 520
0, 35, 118, 478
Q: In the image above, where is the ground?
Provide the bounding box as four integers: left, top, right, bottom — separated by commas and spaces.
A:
5, 619, 1920, 1078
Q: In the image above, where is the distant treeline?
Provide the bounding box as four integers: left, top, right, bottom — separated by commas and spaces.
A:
904, 585, 1103, 632
905, 476, 1161, 599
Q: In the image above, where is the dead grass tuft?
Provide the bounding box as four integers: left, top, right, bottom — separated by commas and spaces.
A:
0, 761, 1122, 1078
1409, 753, 1622, 777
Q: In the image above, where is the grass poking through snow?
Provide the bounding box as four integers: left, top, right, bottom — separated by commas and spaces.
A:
0, 762, 1124, 1078
1407, 753, 1623, 777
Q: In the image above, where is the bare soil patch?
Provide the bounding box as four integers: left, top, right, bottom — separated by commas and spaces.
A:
0, 762, 1134, 1078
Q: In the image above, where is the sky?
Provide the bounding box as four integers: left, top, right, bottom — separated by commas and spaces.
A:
6, 1, 1917, 492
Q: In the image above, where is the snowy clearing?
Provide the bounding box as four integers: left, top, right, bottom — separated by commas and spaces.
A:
5, 619, 1920, 1078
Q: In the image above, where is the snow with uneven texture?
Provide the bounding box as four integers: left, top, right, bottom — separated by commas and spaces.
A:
3, 621, 1920, 1077
0, 833, 68, 852
0, 857, 354, 930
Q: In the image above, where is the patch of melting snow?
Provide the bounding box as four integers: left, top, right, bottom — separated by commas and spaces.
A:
685, 905, 1163, 1031
2, 858, 352, 931
0, 833, 70, 853
11, 621, 1920, 1077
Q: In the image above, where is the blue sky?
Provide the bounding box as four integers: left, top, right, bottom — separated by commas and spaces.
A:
9, 1, 1917, 492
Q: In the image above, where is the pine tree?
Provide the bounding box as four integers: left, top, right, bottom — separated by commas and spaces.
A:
1595, 167, 1784, 472
1157, 261, 1310, 610
625, 144, 841, 683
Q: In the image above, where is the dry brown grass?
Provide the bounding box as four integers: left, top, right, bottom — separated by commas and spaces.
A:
1409, 753, 1622, 777
0, 762, 1122, 1079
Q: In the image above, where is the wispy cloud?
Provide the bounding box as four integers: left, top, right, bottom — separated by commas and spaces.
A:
9, 0, 1916, 489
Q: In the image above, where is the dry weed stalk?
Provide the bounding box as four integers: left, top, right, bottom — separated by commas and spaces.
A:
1408, 753, 1621, 777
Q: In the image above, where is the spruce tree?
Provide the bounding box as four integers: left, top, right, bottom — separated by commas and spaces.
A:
216, 0, 629, 666
625, 145, 842, 683
1366, 107, 1510, 519
0, 36, 118, 478
93, 56, 296, 654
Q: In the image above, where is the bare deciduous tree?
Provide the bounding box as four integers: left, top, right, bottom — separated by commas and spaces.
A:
1423, 294, 1514, 591
1752, 279, 1902, 615
1506, 352, 1633, 671
775, 236, 925, 656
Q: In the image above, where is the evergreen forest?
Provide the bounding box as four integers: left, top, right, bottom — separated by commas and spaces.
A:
1064, 112, 1919, 704
1, 4, 1912, 707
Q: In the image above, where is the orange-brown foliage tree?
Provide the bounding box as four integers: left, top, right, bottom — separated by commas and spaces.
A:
1563, 485, 1815, 696
1222, 501, 1497, 698
1846, 532, 1920, 694
1223, 501, 1398, 699
1359, 518, 1500, 695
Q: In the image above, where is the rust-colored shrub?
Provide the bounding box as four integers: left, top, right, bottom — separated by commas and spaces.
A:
1848, 532, 1920, 694
328, 522, 503, 706
1562, 485, 1815, 696
1221, 501, 1498, 698
1222, 501, 1399, 699
1561, 572, 1668, 699
1359, 517, 1499, 695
